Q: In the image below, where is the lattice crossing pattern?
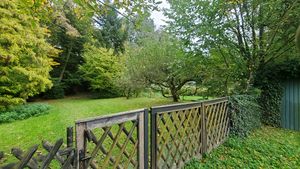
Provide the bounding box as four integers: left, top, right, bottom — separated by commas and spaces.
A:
76, 109, 147, 169
155, 107, 202, 169
205, 101, 229, 152
84, 121, 139, 169
151, 98, 229, 169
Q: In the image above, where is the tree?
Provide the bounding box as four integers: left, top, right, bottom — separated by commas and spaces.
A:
93, 4, 128, 55
126, 32, 203, 102
79, 45, 123, 97
45, 1, 91, 96
0, 0, 58, 110
166, 0, 300, 92
202, 48, 244, 97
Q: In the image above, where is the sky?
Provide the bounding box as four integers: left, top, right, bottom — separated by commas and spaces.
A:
150, 0, 170, 29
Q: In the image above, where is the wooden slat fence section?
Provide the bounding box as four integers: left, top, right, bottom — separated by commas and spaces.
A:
0, 127, 76, 169
75, 109, 148, 169
150, 98, 229, 169
203, 98, 230, 152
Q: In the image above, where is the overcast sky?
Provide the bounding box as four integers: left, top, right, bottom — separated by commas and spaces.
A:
150, 0, 170, 29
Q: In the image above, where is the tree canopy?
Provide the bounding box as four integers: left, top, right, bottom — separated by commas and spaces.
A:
125, 29, 204, 101
166, 0, 300, 92
0, 0, 59, 110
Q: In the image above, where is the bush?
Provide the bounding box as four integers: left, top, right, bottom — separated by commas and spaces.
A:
258, 82, 282, 127
0, 103, 52, 123
228, 95, 262, 137
79, 46, 123, 97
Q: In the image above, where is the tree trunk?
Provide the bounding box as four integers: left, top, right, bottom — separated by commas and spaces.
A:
58, 42, 73, 83
170, 87, 180, 102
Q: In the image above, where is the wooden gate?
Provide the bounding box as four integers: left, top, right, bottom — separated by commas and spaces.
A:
75, 109, 148, 169
281, 80, 300, 131
150, 98, 229, 169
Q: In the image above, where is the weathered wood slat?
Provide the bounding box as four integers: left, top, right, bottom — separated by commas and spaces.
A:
16, 145, 38, 169
41, 138, 63, 169
114, 121, 137, 168
62, 150, 74, 169
11, 147, 39, 169
76, 109, 143, 129
86, 126, 111, 167
42, 140, 65, 164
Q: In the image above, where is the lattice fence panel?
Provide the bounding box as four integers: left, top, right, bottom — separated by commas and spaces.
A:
152, 104, 202, 169
84, 121, 139, 169
151, 98, 229, 169
76, 109, 147, 169
205, 100, 229, 152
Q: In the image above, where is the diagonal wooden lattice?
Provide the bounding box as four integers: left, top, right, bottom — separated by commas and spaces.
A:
76, 109, 147, 169
155, 107, 202, 169
151, 98, 229, 169
204, 100, 229, 152
84, 121, 139, 169
0, 136, 76, 169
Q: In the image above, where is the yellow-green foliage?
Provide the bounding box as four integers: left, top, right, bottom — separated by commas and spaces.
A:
79, 45, 123, 96
0, 0, 59, 110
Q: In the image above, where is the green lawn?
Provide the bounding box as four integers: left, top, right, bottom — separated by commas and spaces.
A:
185, 126, 300, 169
0, 97, 171, 164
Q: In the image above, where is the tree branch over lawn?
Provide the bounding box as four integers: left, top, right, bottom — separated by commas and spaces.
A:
166, 0, 300, 92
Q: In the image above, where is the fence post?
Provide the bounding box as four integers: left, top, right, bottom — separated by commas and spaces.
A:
67, 127, 73, 148
144, 109, 149, 169
150, 109, 157, 169
75, 122, 87, 169
201, 102, 207, 154
138, 109, 148, 169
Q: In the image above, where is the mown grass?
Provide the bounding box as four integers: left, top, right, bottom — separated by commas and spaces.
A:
0, 97, 171, 164
184, 126, 300, 169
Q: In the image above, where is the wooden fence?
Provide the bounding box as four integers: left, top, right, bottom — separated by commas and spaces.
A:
0, 98, 229, 169
0, 127, 76, 169
150, 97, 229, 169
75, 109, 148, 169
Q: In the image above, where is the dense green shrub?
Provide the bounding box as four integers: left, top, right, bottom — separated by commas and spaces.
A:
228, 95, 262, 137
258, 82, 282, 127
0, 103, 52, 123
79, 46, 123, 98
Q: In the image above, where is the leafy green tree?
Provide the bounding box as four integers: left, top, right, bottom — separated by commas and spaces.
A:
202, 48, 244, 97
93, 5, 128, 55
46, 1, 91, 96
127, 32, 203, 102
166, 0, 300, 92
0, 0, 58, 110
79, 45, 123, 97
